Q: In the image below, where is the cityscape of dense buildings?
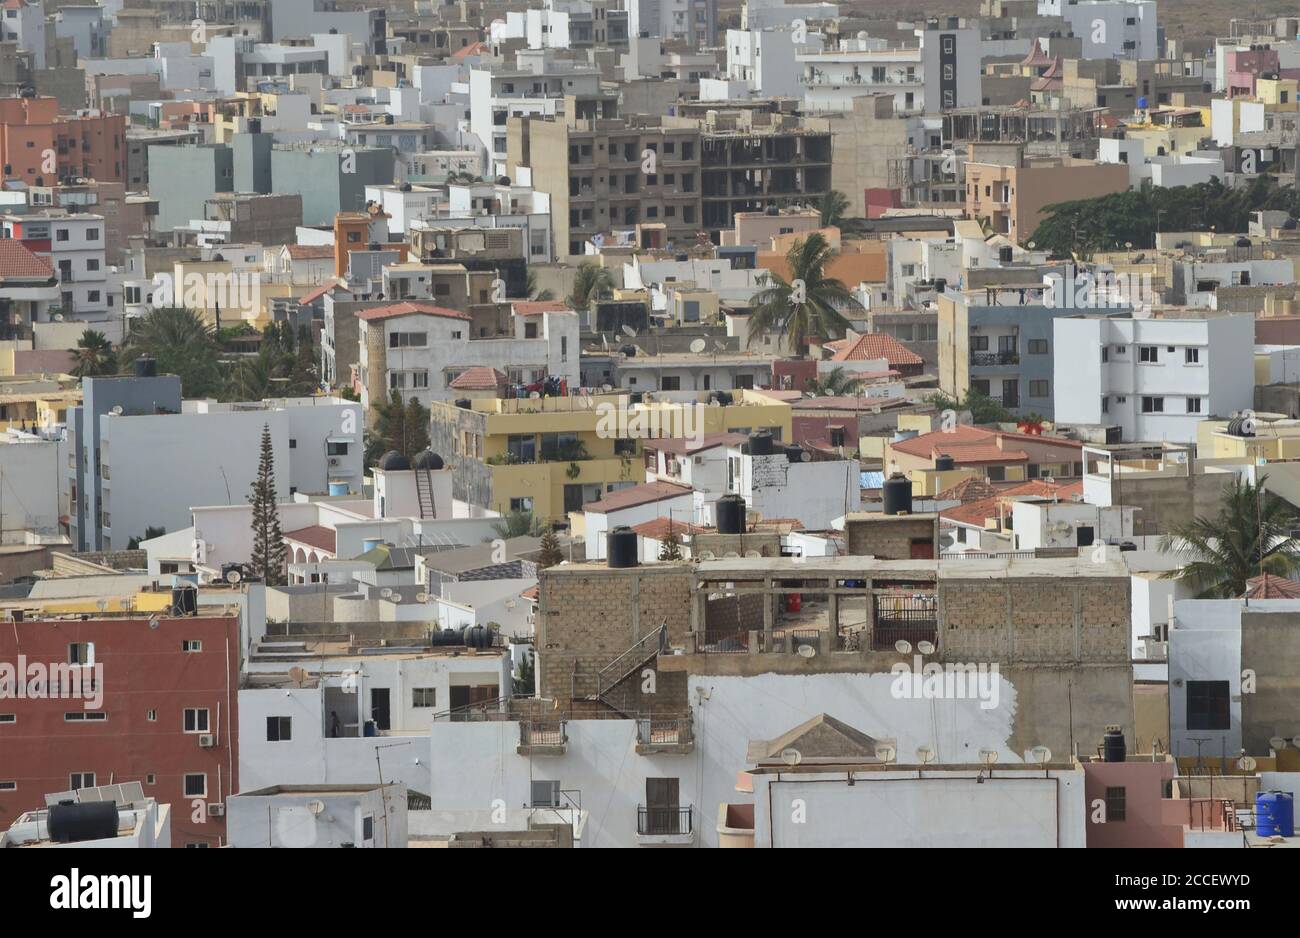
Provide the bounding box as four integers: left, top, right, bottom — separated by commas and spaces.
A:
0, 0, 1295, 880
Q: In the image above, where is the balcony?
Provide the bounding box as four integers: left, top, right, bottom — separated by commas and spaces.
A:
635, 717, 694, 755
970, 351, 1019, 367
517, 720, 567, 756
871, 594, 938, 651
636, 805, 695, 846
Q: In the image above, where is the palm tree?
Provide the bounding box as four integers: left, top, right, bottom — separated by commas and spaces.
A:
526, 269, 555, 302
806, 365, 865, 397
819, 189, 850, 228
747, 232, 861, 354
119, 307, 224, 397
72, 329, 117, 378
567, 262, 614, 313
492, 509, 539, 539
1160, 475, 1300, 598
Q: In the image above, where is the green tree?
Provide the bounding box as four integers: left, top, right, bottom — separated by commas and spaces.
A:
567, 262, 614, 313
119, 307, 224, 397
1160, 475, 1300, 598
513, 648, 536, 695
747, 232, 860, 355
819, 189, 850, 228
526, 269, 555, 301
658, 524, 684, 561
364, 391, 429, 466
492, 509, 539, 539
925, 389, 1014, 425
806, 365, 866, 397
72, 329, 117, 378
248, 423, 286, 586
127, 525, 165, 550
537, 529, 564, 568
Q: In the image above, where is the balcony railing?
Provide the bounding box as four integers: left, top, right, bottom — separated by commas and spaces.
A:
696, 629, 750, 653
637, 805, 693, 836
873, 594, 938, 651
519, 721, 567, 747
970, 351, 1019, 366
636, 717, 692, 748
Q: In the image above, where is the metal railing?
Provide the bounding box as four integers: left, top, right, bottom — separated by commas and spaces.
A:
596, 623, 667, 698
696, 629, 749, 653
636, 717, 692, 747
519, 721, 567, 747
970, 351, 1019, 366
637, 804, 694, 836
873, 594, 938, 651
769, 628, 822, 654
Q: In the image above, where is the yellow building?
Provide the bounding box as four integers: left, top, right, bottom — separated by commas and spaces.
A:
429, 390, 792, 521
1197, 414, 1300, 461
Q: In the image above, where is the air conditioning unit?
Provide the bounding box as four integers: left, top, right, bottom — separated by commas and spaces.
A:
328, 457, 341, 467
198, 734, 216, 748
207, 803, 225, 817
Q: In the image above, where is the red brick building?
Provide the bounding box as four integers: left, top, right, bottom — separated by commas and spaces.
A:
0, 97, 126, 186
0, 611, 240, 847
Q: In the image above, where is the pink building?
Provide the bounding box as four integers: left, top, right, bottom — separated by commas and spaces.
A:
1225, 47, 1280, 98
1083, 758, 1239, 847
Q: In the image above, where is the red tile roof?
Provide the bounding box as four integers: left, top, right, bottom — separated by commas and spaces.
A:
631, 517, 710, 539
298, 280, 350, 306
830, 332, 923, 366
286, 244, 334, 260
284, 525, 337, 554
448, 366, 506, 390
452, 41, 487, 59
356, 301, 472, 323
936, 476, 1001, 503
941, 496, 1005, 528
0, 239, 54, 279
1244, 574, 1300, 599
936, 443, 1028, 464
513, 300, 570, 316
584, 480, 692, 514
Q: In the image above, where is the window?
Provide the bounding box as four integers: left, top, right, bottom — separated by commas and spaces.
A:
70, 772, 95, 790
1139, 345, 1159, 363
56, 228, 69, 242
1141, 396, 1164, 414
65, 712, 107, 722
1028, 339, 1049, 354
289, 439, 297, 449
1105, 786, 1127, 822
412, 687, 436, 708
266, 716, 291, 741
1185, 347, 1200, 364
0, 781, 14, 791
362, 816, 375, 841
970, 335, 989, 351
1029, 380, 1049, 397
1101, 396, 1109, 414
87, 227, 100, 241
146, 710, 156, 722
509, 496, 534, 512
68, 642, 93, 665
1186, 397, 1203, 414
389, 331, 427, 348
183, 773, 207, 798
660, 376, 681, 391
183, 708, 210, 733
1187, 680, 1230, 730
531, 779, 561, 807
182, 640, 201, 653
327, 441, 349, 456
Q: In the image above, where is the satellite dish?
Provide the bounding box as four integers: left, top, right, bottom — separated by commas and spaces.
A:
1292, 735, 1300, 749
689, 338, 706, 353
915, 745, 936, 764
306, 799, 326, 816
416, 592, 429, 603
288, 666, 307, 686
744, 550, 761, 558
1269, 736, 1288, 751
380, 588, 393, 599
225, 568, 242, 585
621, 324, 637, 337
110, 405, 124, 416
147, 616, 160, 629
978, 748, 999, 765
780, 748, 802, 766
874, 744, 896, 764
698, 550, 716, 561
1238, 755, 1258, 772
796, 643, 816, 658
916, 640, 935, 655
601, 383, 613, 392
1030, 745, 1052, 764
894, 639, 912, 654
95, 599, 108, 611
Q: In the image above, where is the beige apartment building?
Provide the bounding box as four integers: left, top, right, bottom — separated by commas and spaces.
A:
965, 156, 1129, 243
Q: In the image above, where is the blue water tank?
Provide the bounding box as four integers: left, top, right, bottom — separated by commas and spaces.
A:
328, 482, 348, 496
1257, 791, 1295, 837
1137, 95, 1148, 110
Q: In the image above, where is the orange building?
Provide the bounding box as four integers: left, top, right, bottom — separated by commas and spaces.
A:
0, 98, 127, 186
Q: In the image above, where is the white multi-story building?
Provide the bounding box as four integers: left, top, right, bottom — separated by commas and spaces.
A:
1098, 138, 1225, 189
1052, 314, 1255, 444
467, 62, 602, 176
743, 0, 839, 30
2, 0, 46, 68
1038, 0, 1159, 61
357, 302, 580, 411
1, 211, 111, 318
627, 0, 716, 48
726, 28, 821, 98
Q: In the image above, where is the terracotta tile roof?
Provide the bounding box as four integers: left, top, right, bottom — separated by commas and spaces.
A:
1000, 479, 1078, 499
356, 301, 472, 323
935, 443, 1028, 464
452, 41, 487, 59
298, 280, 349, 306
936, 476, 1001, 503
286, 244, 334, 260
630, 517, 710, 539
521, 585, 540, 601
1244, 574, 1300, 599
890, 425, 996, 458
1021, 39, 1050, 67
513, 300, 570, 316
584, 480, 692, 514
830, 332, 923, 366
448, 366, 506, 390
0, 239, 54, 279
941, 496, 1009, 528
284, 525, 337, 554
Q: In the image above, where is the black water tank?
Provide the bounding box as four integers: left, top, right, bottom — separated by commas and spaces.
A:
932, 277, 947, 293
607, 525, 639, 568
455, 398, 472, 409
413, 450, 444, 470
714, 391, 733, 406
436, 628, 461, 646
785, 445, 804, 463
378, 450, 411, 471
171, 585, 198, 616
461, 624, 491, 649
621, 345, 637, 357
882, 473, 912, 516
628, 391, 644, 404
716, 494, 746, 534
48, 800, 119, 843
134, 356, 157, 378
1236, 237, 1252, 248
746, 430, 775, 456
935, 454, 956, 471
1103, 726, 1126, 763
